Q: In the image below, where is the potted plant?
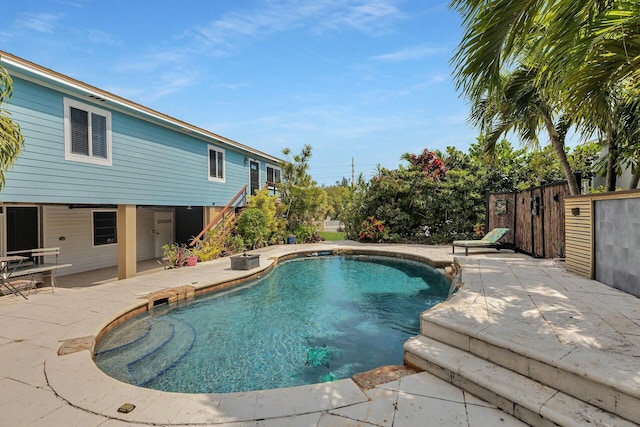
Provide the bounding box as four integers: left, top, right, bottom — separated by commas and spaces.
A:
185, 250, 198, 267
161, 243, 196, 268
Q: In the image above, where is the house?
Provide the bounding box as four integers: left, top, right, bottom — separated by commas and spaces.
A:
0, 51, 282, 279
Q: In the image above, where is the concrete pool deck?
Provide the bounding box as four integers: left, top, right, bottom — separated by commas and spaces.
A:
0, 242, 638, 426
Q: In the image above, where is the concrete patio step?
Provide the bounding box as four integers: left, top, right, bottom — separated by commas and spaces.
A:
418, 313, 640, 425
420, 312, 640, 425
404, 335, 635, 427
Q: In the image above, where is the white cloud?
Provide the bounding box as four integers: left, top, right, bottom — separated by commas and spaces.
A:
217, 82, 250, 90
319, 1, 405, 34
82, 29, 122, 47
114, 52, 188, 73
372, 45, 444, 62
16, 13, 63, 34
185, 0, 405, 55
105, 64, 199, 103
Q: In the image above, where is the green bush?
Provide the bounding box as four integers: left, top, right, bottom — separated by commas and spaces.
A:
293, 223, 317, 243
236, 208, 269, 249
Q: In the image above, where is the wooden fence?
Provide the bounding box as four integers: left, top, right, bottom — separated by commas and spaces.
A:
486, 181, 570, 258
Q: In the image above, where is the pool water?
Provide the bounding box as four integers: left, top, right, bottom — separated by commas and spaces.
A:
94, 254, 450, 393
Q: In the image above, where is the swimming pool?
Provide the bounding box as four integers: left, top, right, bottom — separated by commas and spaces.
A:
94, 254, 450, 393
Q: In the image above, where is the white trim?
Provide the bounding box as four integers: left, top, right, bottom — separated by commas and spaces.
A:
91, 209, 118, 248
207, 145, 226, 183
63, 97, 113, 166
266, 164, 282, 185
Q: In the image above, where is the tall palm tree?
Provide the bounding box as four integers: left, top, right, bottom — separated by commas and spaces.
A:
472, 67, 580, 195
0, 63, 24, 189
450, 0, 640, 191
450, 0, 640, 102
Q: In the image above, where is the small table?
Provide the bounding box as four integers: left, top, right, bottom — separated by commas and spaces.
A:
0, 256, 28, 299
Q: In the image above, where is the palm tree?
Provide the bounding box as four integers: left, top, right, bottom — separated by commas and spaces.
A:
450, 0, 640, 192
450, 0, 640, 102
0, 62, 24, 189
471, 67, 580, 195
602, 85, 640, 190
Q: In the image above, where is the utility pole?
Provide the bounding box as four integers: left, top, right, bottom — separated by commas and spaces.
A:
351, 157, 355, 188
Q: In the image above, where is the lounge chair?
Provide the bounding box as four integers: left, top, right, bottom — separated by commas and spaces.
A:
452, 228, 511, 256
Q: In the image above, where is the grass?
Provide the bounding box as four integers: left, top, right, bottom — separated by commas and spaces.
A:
318, 231, 346, 241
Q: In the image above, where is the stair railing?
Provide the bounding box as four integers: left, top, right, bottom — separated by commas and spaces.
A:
189, 185, 247, 247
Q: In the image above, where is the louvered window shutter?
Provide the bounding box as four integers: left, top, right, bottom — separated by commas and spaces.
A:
70, 107, 89, 155
209, 149, 217, 178
91, 113, 107, 158
217, 151, 224, 178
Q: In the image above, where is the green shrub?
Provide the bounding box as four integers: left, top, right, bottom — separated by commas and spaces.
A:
236, 208, 269, 249
293, 222, 317, 243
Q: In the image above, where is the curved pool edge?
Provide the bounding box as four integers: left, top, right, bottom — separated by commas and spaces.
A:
47, 242, 455, 425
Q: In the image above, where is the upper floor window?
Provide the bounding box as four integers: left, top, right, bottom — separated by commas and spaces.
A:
266, 165, 281, 186
208, 146, 225, 182
64, 98, 112, 166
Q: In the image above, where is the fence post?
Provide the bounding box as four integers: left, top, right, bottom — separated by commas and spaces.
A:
484, 191, 490, 234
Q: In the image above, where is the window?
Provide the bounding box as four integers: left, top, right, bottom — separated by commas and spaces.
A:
93, 211, 117, 246
266, 165, 281, 185
208, 146, 225, 182
64, 98, 112, 166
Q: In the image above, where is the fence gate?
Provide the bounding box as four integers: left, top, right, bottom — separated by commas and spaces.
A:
486, 182, 569, 258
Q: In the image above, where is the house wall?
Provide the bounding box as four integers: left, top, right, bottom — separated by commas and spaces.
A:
2, 76, 275, 206
0, 53, 282, 278
594, 197, 640, 297
42, 205, 162, 276
42, 206, 118, 275
565, 190, 640, 298
565, 198, 593, 278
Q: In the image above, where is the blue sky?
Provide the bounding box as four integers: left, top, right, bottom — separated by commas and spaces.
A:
1, 0, 476, 185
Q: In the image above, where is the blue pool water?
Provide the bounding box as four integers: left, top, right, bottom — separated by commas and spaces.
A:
94, 254, 450, 393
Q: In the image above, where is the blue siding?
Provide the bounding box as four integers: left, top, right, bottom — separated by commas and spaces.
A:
1, 77, 277, 206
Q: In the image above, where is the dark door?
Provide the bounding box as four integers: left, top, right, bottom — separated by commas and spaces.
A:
7, 207, 39, 252
250, 160, 260, 195
175, 206, 203, 245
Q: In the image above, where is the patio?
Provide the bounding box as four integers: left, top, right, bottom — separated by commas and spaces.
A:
0, 242, 638, 426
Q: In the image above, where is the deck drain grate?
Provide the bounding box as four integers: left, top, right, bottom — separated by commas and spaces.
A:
117, 403, 136, 413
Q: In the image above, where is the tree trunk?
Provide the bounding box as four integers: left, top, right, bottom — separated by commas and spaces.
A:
605, 138, 618, 192
543, 118, 579, 195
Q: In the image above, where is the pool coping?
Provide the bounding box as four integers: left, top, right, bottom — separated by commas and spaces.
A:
45, 243, 456, 425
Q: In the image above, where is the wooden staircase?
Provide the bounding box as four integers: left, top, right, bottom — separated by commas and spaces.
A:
189, 185, 247, 247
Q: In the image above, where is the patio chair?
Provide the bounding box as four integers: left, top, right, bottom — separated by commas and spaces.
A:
452, 228, 511, 256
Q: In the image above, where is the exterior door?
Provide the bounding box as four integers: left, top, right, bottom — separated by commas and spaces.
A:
153, 211, 174, 258
250, 160, 260, 195
6, 206, 39, 252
